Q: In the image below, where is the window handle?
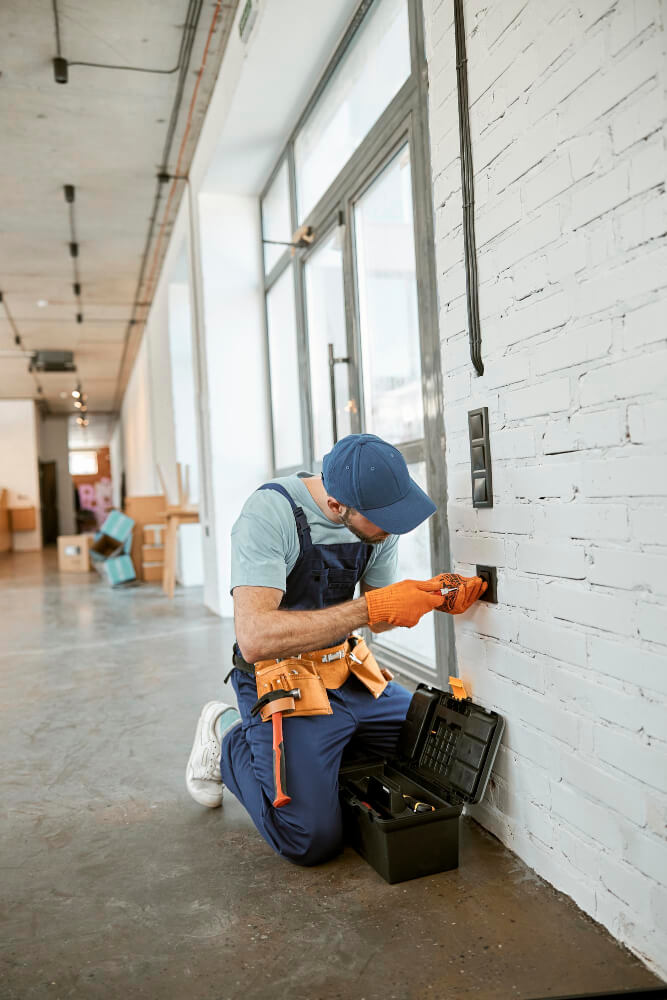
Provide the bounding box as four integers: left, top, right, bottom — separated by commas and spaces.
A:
328, 343, 350, 444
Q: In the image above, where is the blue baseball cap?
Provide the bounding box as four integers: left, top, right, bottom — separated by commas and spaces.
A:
322, 433, 437, 535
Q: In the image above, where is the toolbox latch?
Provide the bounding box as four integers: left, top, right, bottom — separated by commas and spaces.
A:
448, 676, 469, 701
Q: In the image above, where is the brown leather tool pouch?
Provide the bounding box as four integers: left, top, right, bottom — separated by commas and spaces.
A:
254, 658, 332, 722
347, 636, 388, 699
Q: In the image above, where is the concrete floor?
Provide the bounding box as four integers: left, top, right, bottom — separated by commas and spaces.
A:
0, 549, 663, 1000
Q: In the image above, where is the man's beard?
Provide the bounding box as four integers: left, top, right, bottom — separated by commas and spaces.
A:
339, 507, 387, 545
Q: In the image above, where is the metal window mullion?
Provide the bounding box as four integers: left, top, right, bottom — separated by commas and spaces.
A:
264, 251, 292, 294
287, 138, 314, 471
261, 247, 278, 477
408, 0, 455, 686
293, 250, 313, 470
341, 195, 363, 437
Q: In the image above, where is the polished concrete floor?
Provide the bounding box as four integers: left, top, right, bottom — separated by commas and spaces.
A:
1, 549, 662, 1000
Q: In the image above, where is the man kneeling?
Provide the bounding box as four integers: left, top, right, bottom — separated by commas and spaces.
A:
186, 434, 485, 866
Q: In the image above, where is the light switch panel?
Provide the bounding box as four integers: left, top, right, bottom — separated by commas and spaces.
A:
468, 406, 493, 508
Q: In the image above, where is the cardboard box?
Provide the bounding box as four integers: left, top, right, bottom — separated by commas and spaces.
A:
124, 496, 165, 577
143, 523, 164, 546
142, 544, 164, 561
9, 506, 36, 532
57, 534, 91, 572
141, 563, 164, 583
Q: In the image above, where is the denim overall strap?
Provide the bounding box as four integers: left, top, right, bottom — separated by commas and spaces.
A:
258, 483, 312, 552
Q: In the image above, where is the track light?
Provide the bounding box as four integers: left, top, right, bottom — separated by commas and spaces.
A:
53, 57, 68, 84
76, 312, 83, 323
14, 334, 20, 346
69, 242, 79, 258
64, 184, 75, 203
73, 282, 81, 296
72, 387, 81, 399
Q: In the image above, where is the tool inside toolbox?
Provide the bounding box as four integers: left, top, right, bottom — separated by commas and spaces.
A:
341, 684, 503, 822
343, 764, 455, 821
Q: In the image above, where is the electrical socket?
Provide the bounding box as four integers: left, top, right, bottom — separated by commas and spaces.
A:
476, 565, 497, 604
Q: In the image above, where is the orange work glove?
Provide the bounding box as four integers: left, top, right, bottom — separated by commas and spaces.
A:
365, 579, 446, 628
425, 572, 487, 614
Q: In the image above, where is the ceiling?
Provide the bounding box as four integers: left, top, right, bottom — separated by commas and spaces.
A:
0, 0, 237, 416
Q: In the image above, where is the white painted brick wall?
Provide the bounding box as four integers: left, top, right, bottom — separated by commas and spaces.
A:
424, 0, 667, 978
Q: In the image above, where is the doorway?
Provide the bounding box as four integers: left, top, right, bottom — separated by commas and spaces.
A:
39, 460, 59, 545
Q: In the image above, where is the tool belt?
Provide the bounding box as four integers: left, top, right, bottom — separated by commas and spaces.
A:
249, 636, 390, 723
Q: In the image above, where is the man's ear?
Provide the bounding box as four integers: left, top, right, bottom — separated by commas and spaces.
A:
327, 496, 344, 518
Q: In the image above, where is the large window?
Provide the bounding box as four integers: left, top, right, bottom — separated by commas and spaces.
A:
261, 159, 291, 275
259, 0, 451, 685
294, 0, 410, 221
265, 266, 303, 470
354, 144, 423, 445
304, 229, 350, 460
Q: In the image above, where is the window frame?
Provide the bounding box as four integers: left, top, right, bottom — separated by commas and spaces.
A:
259, 0, 455, 686
69, 450, 99, 476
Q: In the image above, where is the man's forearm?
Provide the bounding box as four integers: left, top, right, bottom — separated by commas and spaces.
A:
237, 597, 370, 662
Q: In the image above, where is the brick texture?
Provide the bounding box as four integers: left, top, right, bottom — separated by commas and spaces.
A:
424, 0, 667, 979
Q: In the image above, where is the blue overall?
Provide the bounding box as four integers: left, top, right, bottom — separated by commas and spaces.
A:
220, 482, 412, 866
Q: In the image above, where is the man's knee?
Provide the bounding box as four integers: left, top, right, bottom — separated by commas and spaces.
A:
277, 813, 344, 867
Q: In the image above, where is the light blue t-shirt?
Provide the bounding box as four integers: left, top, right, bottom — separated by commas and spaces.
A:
230, 473, 399, 595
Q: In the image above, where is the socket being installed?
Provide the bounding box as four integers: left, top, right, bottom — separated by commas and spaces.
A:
475, 565, 498, 604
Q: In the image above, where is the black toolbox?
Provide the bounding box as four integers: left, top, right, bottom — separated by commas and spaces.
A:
339, 683, 504, 883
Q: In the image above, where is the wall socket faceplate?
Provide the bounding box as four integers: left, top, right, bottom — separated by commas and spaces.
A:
476, 565, 497, 603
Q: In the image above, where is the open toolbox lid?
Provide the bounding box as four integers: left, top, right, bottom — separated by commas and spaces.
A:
396, 683, 504, 806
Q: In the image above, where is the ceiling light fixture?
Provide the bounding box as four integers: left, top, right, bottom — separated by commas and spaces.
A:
72, 386, 81, 398
64, 184, 75, 203
76, 312, 83, 323
74, 400, 82, 408
69, 242, 79, 258
73, 282, 81, 296
37, 299, 49, 308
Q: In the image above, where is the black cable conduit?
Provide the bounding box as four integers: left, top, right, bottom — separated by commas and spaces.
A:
454, 0, 483, 376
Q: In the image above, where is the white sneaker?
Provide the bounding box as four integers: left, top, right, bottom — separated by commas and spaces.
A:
186, 701, 241, 808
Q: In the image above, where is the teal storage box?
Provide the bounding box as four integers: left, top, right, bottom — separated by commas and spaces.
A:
98, 510, 134, 545
102, 555, 136, 587
90, 511, 134, 564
